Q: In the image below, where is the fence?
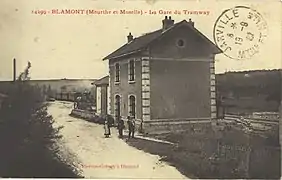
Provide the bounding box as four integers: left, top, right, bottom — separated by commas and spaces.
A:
55, 92, 77, 101
224, 114, 279, 125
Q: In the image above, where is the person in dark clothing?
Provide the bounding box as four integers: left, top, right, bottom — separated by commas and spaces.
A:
127, 116, 136, 139
106, 114, 114, 127
117, 119, 125, 138
104, 119, 111, 138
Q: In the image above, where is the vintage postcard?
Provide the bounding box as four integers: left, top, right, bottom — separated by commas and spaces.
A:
0, 0, 281, 179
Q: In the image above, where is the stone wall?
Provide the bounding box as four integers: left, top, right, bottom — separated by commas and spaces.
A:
141, 119, 211, 135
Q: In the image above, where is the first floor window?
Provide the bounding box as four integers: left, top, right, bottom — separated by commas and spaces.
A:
115, 63, 120, 83
128, 59, 135, 82
128, 95, 136, 118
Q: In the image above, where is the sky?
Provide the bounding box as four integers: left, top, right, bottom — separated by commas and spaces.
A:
0, 0, 281, 81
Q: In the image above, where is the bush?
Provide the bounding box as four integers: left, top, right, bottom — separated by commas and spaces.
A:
0, 81, 81, 177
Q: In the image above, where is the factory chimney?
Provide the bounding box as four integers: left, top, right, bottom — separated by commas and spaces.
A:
13, 58, 16, 82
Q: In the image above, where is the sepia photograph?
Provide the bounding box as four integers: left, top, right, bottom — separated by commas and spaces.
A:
0, 0, 281, 179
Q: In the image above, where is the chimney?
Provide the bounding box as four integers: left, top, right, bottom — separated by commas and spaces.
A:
13, 58, 16, 82
188, 18, 195, 27
127, 32, 133, 42
162, 16, 174, 31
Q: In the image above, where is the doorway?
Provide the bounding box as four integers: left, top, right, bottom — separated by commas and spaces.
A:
115, 95, 121, 122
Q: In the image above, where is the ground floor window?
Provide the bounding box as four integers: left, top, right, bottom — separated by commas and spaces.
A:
128, 95, 136, 118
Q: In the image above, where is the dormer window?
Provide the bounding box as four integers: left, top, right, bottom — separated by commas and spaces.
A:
128, 59, 135, 83
115, 63, 120, 83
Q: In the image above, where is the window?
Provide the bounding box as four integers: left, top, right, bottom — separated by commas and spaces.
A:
128, 59, 135, 82
115, 63, 120, 83
128, 95, 136, 118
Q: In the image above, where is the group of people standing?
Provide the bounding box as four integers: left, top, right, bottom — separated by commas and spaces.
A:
104, 115, 136, 140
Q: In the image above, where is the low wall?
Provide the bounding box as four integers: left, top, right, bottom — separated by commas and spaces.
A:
140, 119, 212, 135
70, 109, 97, 120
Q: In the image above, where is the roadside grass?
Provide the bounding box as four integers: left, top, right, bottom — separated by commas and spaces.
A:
0, 82, 82, 178
126, 127, 280, 179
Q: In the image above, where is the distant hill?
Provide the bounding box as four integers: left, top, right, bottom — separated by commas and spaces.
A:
28, 78, 96, 93
216, 69, 282, 114
0, 78, 96, 95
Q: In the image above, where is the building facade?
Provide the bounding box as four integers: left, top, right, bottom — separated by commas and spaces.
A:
103, 16, 222, 134
92, 76, 110, 117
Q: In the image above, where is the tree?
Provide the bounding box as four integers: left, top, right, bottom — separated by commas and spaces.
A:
0, 62, 81, 177
18, 61, 31, 81
42, 84, 47, 95
47, 85, 53, 97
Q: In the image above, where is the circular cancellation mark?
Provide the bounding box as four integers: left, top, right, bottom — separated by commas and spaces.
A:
213, 6, 268, 60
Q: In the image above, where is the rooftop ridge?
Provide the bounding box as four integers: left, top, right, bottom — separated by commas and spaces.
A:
103, 18, 221, 60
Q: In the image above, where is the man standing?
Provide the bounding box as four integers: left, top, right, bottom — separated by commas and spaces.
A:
104, 119, 111, 138
127, 116, 136, 139
117, 119, 125, 138
107, 114, 114, 127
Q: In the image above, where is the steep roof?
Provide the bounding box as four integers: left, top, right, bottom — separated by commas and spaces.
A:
103, 20, 222, 60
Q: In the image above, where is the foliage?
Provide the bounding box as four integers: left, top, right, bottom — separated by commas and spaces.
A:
18, 61, 31, 81
0, 62, 81, 177
216, 69, 282, 112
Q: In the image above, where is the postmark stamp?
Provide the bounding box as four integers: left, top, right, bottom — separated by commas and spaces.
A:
213, 6, 268, 60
